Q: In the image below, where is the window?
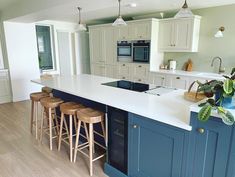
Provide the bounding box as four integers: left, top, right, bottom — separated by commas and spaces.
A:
36, 25, 55, 71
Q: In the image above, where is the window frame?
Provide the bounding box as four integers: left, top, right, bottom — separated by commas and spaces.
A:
35, 24, 56, 72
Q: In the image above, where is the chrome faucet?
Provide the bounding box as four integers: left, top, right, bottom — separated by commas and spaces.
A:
211, 57, 225, 74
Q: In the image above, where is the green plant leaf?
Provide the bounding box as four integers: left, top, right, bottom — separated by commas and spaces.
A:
231, 68, 235, 75
198, 105, 212, 122
223, 79, 234, 95
198, 102, 207, 107
218, 109, 235, 125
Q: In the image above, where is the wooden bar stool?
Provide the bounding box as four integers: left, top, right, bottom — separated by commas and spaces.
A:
41, 86, 53, 96
40, 97, 64, 150
74, 108, 106, 176
30, 92, 49, 139
58, 102, 85, 162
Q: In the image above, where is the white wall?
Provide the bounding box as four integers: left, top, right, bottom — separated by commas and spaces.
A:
57, 31, 74, 76
0, 41, 4, 69
4, 22, 41, 102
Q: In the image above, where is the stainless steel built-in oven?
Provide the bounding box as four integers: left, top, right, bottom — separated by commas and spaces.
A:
117, 41, 132, 62
133, 40, 150, 63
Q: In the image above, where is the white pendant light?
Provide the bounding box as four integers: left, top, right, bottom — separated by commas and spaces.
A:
112, 0, 127, 26
76, 7, 87, 31
174, 0, 194, 18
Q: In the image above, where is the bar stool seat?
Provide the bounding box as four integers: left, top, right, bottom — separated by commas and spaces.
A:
42, 86, 53, 94
76, 108, 104, 124
58, 102, 85, 162
40, 97, 64, 150
40, 97, 63, 109
74, 108, 106, 176
30, 92, 49, 139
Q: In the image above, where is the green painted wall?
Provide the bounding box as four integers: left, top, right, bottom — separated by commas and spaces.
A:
164, 4, 235, 74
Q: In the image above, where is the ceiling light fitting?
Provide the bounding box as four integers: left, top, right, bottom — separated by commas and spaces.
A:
76, 7, 87, 31
215, 26, 225, 38
174, 0, 194, 18
112, 0, 127, 27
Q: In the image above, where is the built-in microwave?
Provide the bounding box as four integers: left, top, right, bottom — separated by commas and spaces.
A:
133, 40, 150, 63
117, 41, 132, 62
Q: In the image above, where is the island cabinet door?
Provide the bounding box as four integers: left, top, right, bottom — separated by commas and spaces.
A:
188, 112, 233, 177
128, 113, 188, 177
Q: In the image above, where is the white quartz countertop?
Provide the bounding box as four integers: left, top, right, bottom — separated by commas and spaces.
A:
154, 69, 225, 80
32, 74, 195, 131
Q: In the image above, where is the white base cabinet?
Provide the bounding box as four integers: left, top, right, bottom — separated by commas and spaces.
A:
0, 70, 11, 104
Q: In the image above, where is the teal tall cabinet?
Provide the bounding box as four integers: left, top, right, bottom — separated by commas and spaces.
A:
128, 113, 189, 177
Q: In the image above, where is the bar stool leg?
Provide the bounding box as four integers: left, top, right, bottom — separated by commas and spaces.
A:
54, 110, 60, 136
30, 100, 34, 134
89, 123, 93, 176
40, 106, 45, 143
74, 120, 81, 163
35, 102, 38, 140
101, 121, 106, 145
69, 115, 73, 162
49, 108, 53, 150
58, 113, 64, 151
83, 122, 89, 141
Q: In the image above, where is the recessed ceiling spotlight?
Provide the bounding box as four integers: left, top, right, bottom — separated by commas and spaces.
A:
127, 3, 137, 8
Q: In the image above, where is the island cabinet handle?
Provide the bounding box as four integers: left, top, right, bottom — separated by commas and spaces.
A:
176, 77, 181, 80
197, 128, 205, 134
133, 125, 138, 129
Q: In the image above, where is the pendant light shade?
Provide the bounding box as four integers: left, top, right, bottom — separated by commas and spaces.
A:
76, 7, 87, 31
112, 0, 127, 26
174, 0, 194, 18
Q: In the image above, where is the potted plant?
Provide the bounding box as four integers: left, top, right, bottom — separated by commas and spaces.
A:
197, 68, 235, 125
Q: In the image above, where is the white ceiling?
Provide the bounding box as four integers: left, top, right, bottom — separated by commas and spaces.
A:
0, 0, 19, 10
3, 0, 235, 23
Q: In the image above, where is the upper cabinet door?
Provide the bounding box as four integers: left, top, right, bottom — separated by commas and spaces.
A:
130, 22, 151, 40
158, 20, 174, 50
159, 16, 201, 52
103, 27, 117, 64
117, 26, 130, 40
174, 19, 192, 51
89, 28, 105, 63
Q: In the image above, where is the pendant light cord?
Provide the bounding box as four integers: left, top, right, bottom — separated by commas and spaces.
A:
77, 7, 81, 24
118, 0, 121, 17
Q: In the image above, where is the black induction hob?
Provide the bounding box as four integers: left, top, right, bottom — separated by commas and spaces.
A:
102, 80, 150, 92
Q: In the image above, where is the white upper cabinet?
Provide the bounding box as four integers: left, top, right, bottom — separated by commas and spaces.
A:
117, 26, 130, 40
129, 22, 151, 40
89, 28, 105, 63
159, 16, 201, 52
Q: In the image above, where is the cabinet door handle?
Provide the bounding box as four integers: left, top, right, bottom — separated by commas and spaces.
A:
138, 79, 142, 82
138, 65, 142, 68
133, 125, 138, 129
161, 77, 165, 80
176, 77, 181, 80
198, 128, 205, 134
123, 64, 125, 66
122, 77, 126, 79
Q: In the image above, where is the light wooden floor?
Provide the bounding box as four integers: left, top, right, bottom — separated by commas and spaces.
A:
0, 101, 107, 177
